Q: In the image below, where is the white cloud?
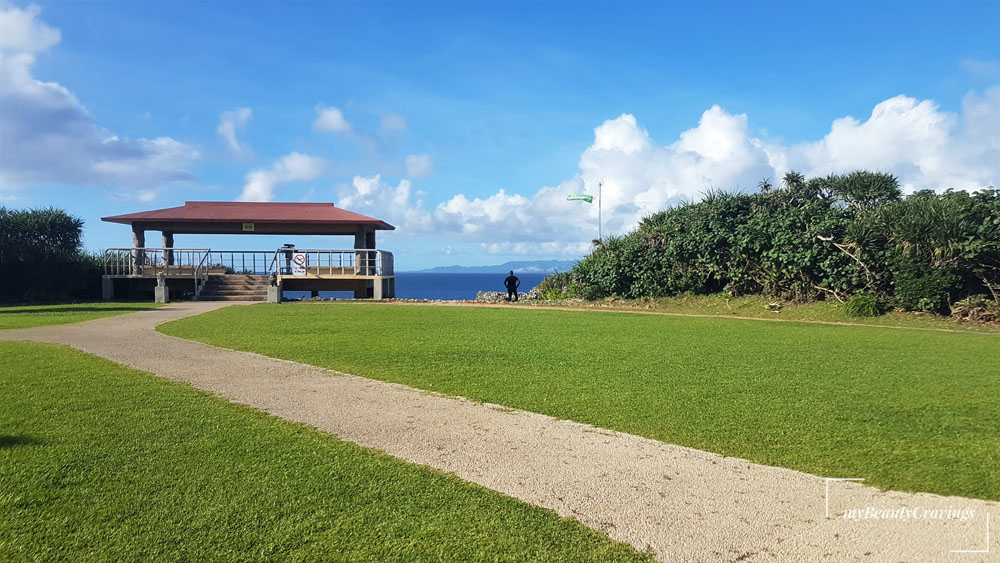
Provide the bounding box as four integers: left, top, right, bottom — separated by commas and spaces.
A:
0, 4, 59, 53
313, 105, 351, 133
109, 187, 160, 203
381, 112, 408, 132
0, 4, 199, 197
337, 174, 433, 232
769, 88, 1000, 192
341, 89, 998, 251
405, 154, 433, 177
480, 241, 593, 257
217, 107, 252, 158
237, 152, 326, 201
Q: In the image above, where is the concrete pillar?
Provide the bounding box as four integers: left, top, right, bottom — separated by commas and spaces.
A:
154, 284, 169, 303
130, 227, 145, 275
267, 285, 281, 303
373, 276, 383, 300
102, 277, 114, 301
366, 231, 376, 275
354, 229, 367, 275
162, 232, 174, 265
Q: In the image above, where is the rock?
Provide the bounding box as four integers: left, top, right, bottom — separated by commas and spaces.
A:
475, 286, 540, 303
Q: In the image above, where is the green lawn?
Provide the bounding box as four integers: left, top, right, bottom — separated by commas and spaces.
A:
0, 302, 162, 330
0, 341, 648, 561
160, 302, 1000, 501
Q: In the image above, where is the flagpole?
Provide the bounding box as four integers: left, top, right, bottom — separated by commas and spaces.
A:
598, 181, 603, 242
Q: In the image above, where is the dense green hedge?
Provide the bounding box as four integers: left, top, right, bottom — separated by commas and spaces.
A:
541, 171, 1000, 314
0, 207, 102, 303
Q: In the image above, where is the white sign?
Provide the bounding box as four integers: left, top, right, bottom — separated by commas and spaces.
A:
291, 252, 307, 276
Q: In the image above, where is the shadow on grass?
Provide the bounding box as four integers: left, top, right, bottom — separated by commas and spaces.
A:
0, 435, 44, 448
0, 306, 153, 315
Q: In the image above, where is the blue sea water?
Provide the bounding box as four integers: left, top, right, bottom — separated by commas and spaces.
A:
284, 272, 549, 301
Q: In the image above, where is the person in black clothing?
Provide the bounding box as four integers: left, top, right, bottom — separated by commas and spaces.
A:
504, 270, 520, 302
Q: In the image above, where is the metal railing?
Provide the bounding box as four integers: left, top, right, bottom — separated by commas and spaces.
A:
104, 248, 211, 276
204, 250, 278, 275
104, 247, 212, 297
270, 248, 394, 276
104, 247, 394, 279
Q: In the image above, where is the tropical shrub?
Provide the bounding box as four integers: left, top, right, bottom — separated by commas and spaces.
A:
844, 294, 881, 317
891, 258, 959, 313
545, 171, 999, 318
0, 207, 102, 303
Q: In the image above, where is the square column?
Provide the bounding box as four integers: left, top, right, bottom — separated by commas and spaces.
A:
162, 232, 174, 265
130, 227, 145, 275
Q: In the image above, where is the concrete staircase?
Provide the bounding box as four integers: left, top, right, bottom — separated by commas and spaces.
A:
197, 274, 270, 301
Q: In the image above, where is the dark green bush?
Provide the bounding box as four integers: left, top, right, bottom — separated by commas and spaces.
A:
0, 207, 102, 303
550, 171, 999, 318
844, 294, 881, 317
892, 259, 959, 313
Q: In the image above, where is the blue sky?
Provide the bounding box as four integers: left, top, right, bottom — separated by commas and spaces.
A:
1, 1, 998, 269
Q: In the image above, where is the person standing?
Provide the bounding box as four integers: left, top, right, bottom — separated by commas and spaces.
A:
504, 270, 520, 302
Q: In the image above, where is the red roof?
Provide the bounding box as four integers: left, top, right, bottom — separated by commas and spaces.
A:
102, 201, 394, 230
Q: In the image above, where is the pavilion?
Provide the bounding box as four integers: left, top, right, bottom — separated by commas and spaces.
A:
101, 201, 395, 301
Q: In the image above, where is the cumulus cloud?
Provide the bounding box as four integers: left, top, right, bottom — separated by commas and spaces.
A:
338, 89, 999, 251
337, 174, 433, 232
405, 154, 433, 177
0, 4, 59, 53
237, 152, 326, 201
313, 105, 351, 133
768, 88, 1000, 192
0, 4, 199, 196
217, 107, 252, 158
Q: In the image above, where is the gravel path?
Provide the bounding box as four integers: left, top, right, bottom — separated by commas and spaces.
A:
2, 301, 996, 562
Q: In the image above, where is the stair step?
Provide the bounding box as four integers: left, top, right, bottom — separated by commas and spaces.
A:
196, 295, 266, 301
200, 291, 268, 296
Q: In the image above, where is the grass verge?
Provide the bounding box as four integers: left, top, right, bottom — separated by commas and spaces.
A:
0, 341, 648, 561
530, 293, 1000, 333
160, 302, 1000, 501
0, 302, 162, 330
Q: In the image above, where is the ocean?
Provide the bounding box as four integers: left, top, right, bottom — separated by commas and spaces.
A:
284, 272, 550, 301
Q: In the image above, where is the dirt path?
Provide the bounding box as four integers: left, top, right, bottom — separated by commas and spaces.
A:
2, 302, 995, 562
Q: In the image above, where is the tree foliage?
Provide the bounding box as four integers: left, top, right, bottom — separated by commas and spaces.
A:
548, 171, 1000, 315
0, 207, 102, 303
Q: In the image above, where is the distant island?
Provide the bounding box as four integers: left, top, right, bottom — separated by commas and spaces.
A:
407, 260, 577, 274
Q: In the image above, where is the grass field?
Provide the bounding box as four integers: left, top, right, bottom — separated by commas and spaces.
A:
0, 302, 162, 330
160, 302, 1000, 501
0, 341, 648, 561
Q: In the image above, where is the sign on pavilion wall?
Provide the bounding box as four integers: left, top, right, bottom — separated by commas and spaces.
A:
292, 252, 307, 275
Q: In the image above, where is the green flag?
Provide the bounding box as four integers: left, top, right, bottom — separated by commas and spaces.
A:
566, 194, 594, 203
